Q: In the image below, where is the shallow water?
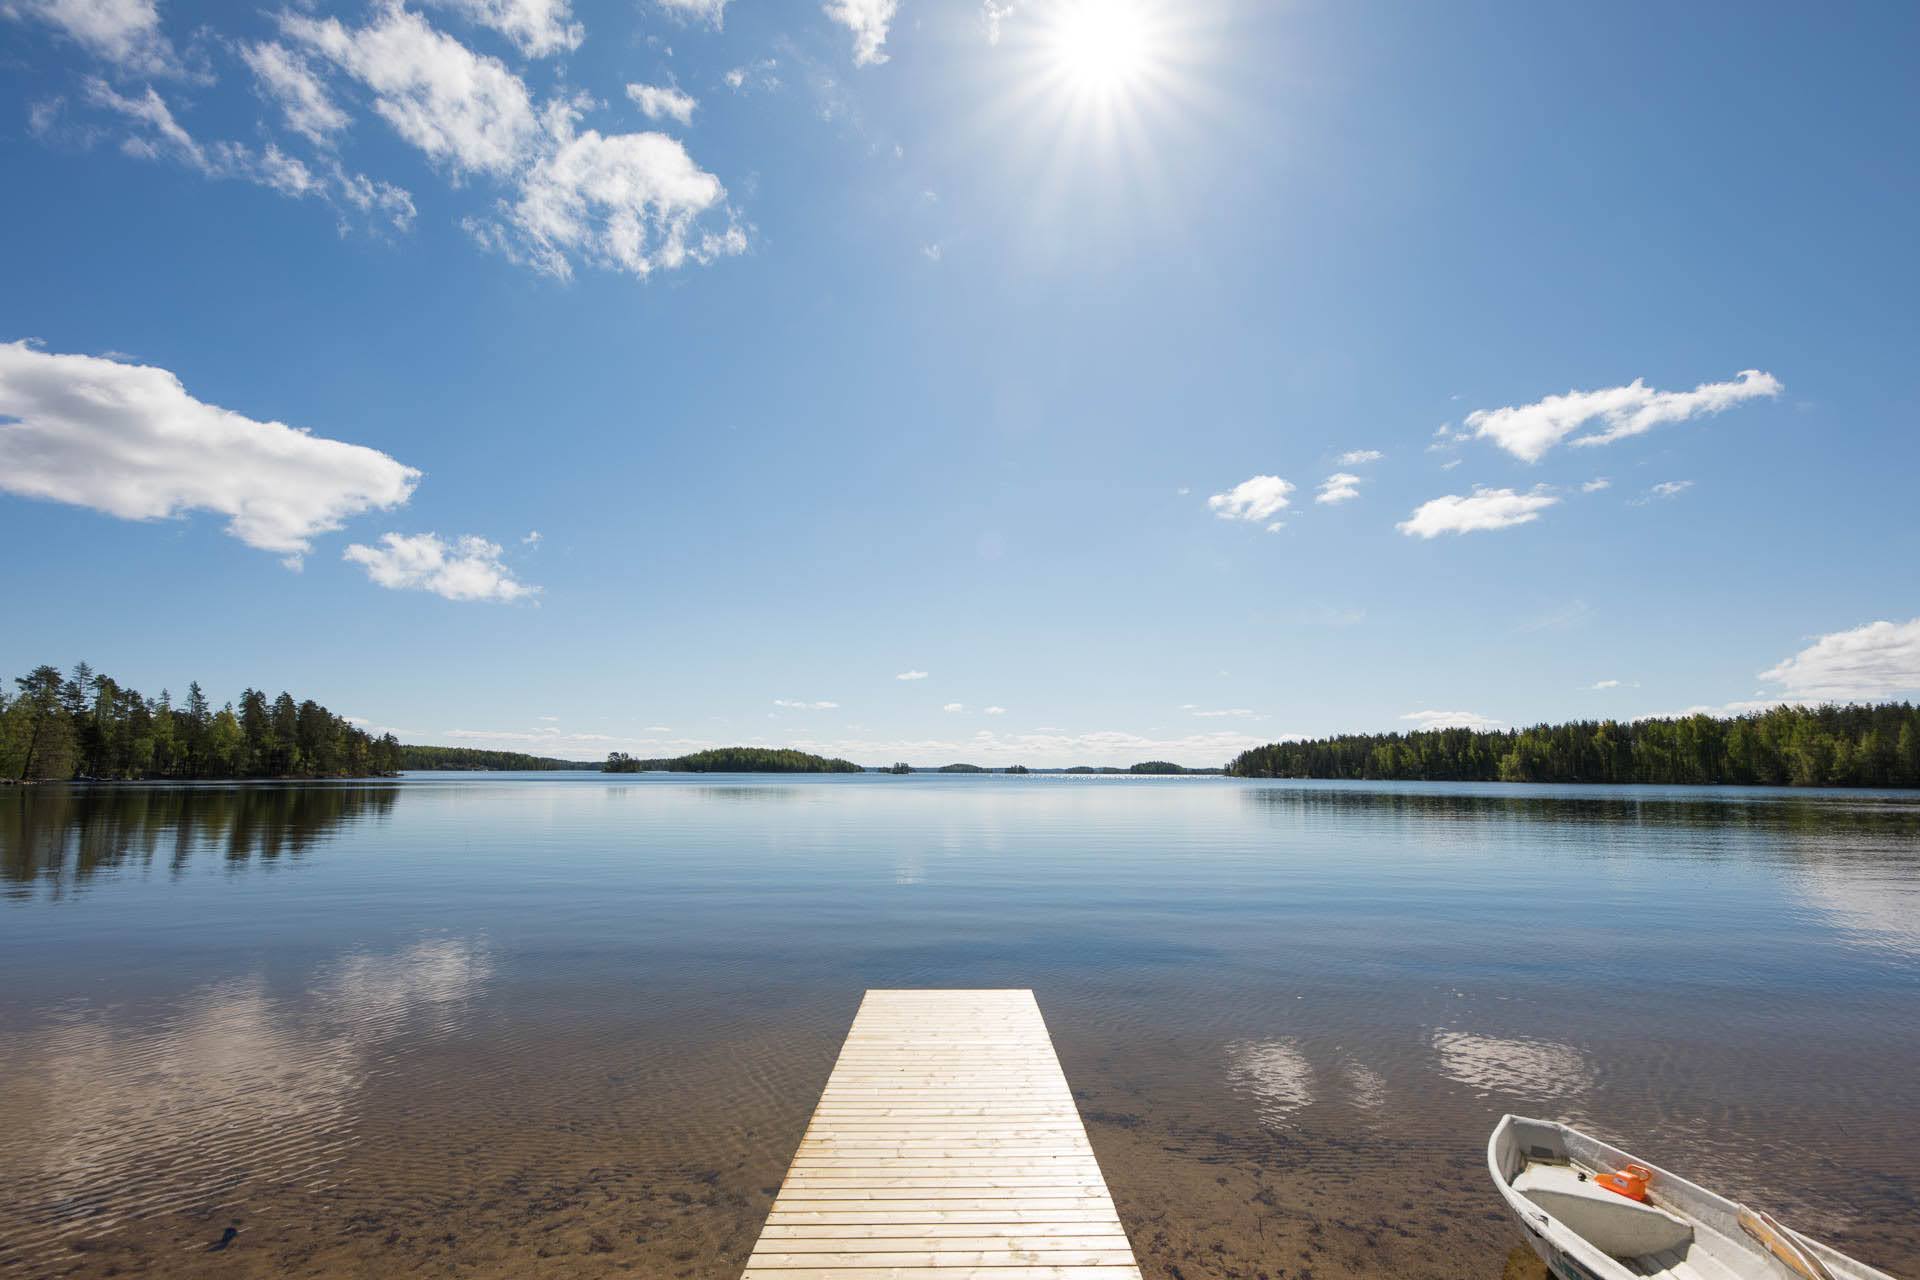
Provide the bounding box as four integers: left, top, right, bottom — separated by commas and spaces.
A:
1, 773, 1916, 1278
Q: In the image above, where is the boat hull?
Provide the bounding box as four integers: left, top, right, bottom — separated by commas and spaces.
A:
1487, 1114, 1897, 1280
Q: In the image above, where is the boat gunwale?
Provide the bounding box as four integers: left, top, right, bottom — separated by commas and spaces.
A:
1487, 1114, 1897, 1280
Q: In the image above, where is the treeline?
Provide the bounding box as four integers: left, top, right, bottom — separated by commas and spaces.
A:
398, 745, 579, 771
605, 747, 864, 773
3, 662, 400, 781
1226, 703, 1920, 788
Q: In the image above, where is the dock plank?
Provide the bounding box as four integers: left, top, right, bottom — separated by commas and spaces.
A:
742, 990, 1140, 1279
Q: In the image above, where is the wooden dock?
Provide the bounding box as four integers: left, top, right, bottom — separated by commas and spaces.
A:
742, 989, 1141, 1279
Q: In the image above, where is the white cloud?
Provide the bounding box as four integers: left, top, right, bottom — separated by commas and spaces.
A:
4, 0, 180, 75
1264, 521, 1285, 533
284, 5, 539, 177
983, 706, 1006, 716
1646, 480, 1693, 500
242, 42, 349, 146
1758, 617, 1920, 702
1208, 475, 1293, 523
423, 0, 583, 57
942, 702, 965, 713
85, 77, 202, 162
331, 164, 417, 230
1589, 679, 1622, 690
0, 341, 418, 557
1315, 472, 1361, 505
982, 0, 1014, 43
1401, 710, 1504, 731
1580, 477, 1611, 493
921, 242, 943, 262
1520, 599, 1592, 633
895, 669, 928, 681
1466, 370, 1782, 463
344, 532, 538, 601
1337, 449, 1383, 465
1192, 708, 1254, 719
723, 58, 778, 93
279, 7, 739, 280
824, 0, 897, 66
773, 699, 839, 710
785, 727, 1275, 770
652, 0, 728, 26
478, 100, 744, 280
81, 78, 412, 231
1397, 485, 1559, 538
626, 81, 696, 125
1439, 458, 1462, 471
521, 529, 541, 544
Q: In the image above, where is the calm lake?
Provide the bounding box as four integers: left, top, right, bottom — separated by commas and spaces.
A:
2, 773, 1916, 1279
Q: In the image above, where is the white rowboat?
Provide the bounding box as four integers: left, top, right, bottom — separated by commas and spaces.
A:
1488, 1115, 1898, 1280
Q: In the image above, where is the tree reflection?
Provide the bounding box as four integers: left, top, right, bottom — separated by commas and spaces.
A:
0, 784, 400, 896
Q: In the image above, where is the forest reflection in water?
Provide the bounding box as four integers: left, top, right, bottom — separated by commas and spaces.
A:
1, 784, 398, 896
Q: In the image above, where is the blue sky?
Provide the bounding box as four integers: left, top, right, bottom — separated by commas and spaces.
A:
2, 0, 1917, 766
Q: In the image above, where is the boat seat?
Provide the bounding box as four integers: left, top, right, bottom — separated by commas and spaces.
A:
1513, 1163, 1695, 1258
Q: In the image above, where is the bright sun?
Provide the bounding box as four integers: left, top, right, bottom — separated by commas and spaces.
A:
1049, 0, 1152, 96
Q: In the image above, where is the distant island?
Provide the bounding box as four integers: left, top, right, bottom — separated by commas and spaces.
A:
1227, 703, 1920, 788
605, 748, 863, 773
399, 745, 578, 771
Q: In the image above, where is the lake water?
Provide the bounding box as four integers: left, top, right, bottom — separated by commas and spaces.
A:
1, 773, 1916, 1279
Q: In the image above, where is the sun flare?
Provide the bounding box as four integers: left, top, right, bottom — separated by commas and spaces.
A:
1049, 0, 1153, 96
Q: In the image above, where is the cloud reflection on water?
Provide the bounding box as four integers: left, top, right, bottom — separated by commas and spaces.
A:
0, 937, 490, 1264
1431, 1029, 1589, 1099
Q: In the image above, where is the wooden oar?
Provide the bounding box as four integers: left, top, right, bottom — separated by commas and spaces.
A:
1738, 1206, 1835, 1280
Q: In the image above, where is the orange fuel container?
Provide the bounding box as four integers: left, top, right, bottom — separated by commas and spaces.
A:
1594, 1164, 1652, 1202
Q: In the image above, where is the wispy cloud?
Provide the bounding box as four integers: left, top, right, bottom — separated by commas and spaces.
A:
942, 702, 965, 712
1397, 486, 1559, 538
1466, 370, 1781, 463
1208, 475, 1294, 523
424, 0, 583, 57
241, 42, 349, 146
344, 533, 539, 602
82, 78, 412, 229
1520, 599, 1592, 633
1191, 708, 1254, 719
0, 341, 417, 560
773, 699, 839, 710
723, 58, 779, 93
1315, 472, 1362, 505
1400, 709, 1504, 731
983, 705, 1006, 715
1636, 480, 1694, 504
784, 727, 1277, 770
1580, 477, 1611, 493
895, 669, 929, 681
1337, 449, 1383, 465
652, 0, 729, 26
982, 0, 1015, 43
